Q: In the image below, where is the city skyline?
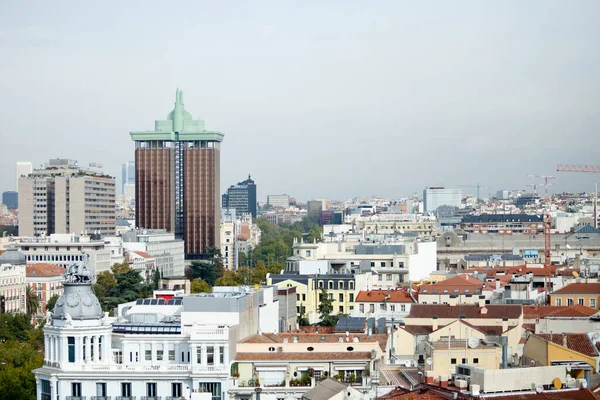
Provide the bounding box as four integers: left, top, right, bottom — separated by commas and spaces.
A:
1, 1, 599, 200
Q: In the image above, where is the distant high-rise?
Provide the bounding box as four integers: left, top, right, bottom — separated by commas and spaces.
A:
423, 187, 462, 212
222, 175, 257, 217
18, 159, 116, 237
15, 161, 33, 192
267, 194, 290, 209
130, 89, 224, 259
307, 200, 323, 219
2, 191, 18, 209
121, 161, 135, 194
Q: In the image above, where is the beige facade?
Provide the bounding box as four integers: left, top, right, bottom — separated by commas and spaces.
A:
425, 339, 502, 377
0, 263, 27, 314
18, 162, 116, 237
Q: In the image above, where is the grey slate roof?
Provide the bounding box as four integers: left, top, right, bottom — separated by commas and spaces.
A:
302, 379, 348, 400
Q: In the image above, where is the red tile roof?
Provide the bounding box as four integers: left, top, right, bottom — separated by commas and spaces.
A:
26, 263, 65, 277
401, 325, 434, 335
0, 250, 5, 255
235, 352, 373, 361
379, 388, 447, 400
523, 304, 598, 320
132, 251, 153, 259
406, 304, 522, 320
356, 289, 415, 303
241, 332, 388, 352
552, 282, 600, 295
483, 388, 600, 400
532, 333, 599, 357
420, 274, 483, 295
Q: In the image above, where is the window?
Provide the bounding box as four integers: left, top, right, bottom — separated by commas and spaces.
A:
72, 382, 82, 397
197, 347, 202, 363
370, 262, 375, 267
96, 382, 107, 397
370, 304, 375, 313
451, 358, 457, 365
198, 382, 222, 400
567, 298, 573, 306
83, 337, 86, 360
462, 358, 467, 364
359, 304, 364, 313
578, 298, 585, 306
121, 382, 132, 397
378, 275, 382, 281
339, 282, 345, 290
473, 358, 479, 364
68, 337, 75, 362
401, 305, 406, 312
339, 306, 344, 313
339, 294, 344, 302
99, 336, 103, 360
302, 294, 306, 301
115, 350, 122, 364
145, 349, 152, 361
318, 281, 323, 289
380, 262, 386, 267
380, 303, 386, 310
169, 347, 176, 361
328, 293, 333, 300
41, 380, 51, 400
349, 294, 354, 302
147, 382, 157, 397
207, 346, 215, 365
172, 383, 183, 397
328, 281, 333, 289
390, 305, 396, 312
219, 346, 225, 364
305, 250, 311, 257
555, 298, 562, 306
349, 282, 354, 290
386, 274, 392, 281
591, 299, 596, 308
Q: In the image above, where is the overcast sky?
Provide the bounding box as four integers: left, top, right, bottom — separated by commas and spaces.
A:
1, 1, 598, 202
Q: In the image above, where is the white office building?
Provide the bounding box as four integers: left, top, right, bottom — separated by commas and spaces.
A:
423, 187, 462, 212
15, 233, 112, 274
15, 161, 33, 191
266, 194, 290, 209
33, 263, 281, 400
121, 230, 185, 278
221, 209, 239, 270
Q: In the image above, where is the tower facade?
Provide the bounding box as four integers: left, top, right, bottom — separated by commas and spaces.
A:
222, 175, 257, 217
130, 90, 224, 259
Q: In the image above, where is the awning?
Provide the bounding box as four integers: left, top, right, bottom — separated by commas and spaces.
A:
334, 365, 366, 371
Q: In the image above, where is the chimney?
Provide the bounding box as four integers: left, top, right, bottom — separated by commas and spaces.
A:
562, 333, 568, 347
432, 316, 438, 331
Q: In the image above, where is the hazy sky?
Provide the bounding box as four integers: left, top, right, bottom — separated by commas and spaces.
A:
1, 1, 598, 202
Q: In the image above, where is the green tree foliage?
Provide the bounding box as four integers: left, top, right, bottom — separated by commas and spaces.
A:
25, 285, 39, 316
250, 217, 321, 267
186, 261, 223, 286
95, 263, 152, 312
46, 294, 60, 313
190, 279, 212, 294
0, 314, 44, 400
317, 288, 338, 326
297, 306, 310, 326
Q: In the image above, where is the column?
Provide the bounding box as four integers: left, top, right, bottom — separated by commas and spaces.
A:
201, 344, 207, 366
152, 341, 157, 364
44, 336, 49, 361
76, 337, 83, 363
93, 335, 99, 362
223, 345, 229, 366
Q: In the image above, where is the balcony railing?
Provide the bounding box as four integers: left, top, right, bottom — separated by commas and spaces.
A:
73, 364, 227, 373
66, 397, 86, 400
90, 397, 112, 400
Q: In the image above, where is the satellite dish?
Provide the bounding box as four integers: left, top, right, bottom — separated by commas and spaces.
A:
573, 271, 580, 278
553, 378, 562, 390
566, 365, 572, 372
468, 338, 480, 348
426, 357, 433, 366
580, 380, 588, 388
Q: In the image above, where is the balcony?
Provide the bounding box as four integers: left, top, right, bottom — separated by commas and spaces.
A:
74, 363, 227, 374
91, 397, 112, 400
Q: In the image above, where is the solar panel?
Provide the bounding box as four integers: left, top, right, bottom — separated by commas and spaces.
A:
112, 323, 182, 335
335, 317, 365, 332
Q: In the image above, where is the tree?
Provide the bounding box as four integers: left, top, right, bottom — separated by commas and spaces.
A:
152, 268, 162, 290
111, 262, 131, 275
186, 261, 222, 286
190, 279, 212, 294
25, 286, 39, 316
318, 288, 337, 326
297, 305, 310, 326
93, 270, 117, 298
46, 294, 59, 313
215, 270, 243, 286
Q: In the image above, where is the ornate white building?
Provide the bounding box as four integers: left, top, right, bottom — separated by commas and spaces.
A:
33, 263, 281, 400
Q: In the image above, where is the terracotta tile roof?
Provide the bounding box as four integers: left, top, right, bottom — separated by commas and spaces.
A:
401, 325, 434, 335
379, 388, 446, 400
356, 289, 415, 303
295, 326, 336, 334
523, 304, 598, 319
406, 304, 522, 320
132, 251, 153, 259
483, 388, 600, 400
552, 282, 600, 295
235, 352, 373, 361
26, 263, 65, 277
533, 333, 599, 357
523, 324, 536, 332
0, 250, 5, 255
420, 274, 483, 295
469, 265, 560, 278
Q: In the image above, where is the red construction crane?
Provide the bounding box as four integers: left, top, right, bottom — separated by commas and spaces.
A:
557, 164, 600, 173
544, 213, 552, 304
557, 164, 600, 228
528, 175, 556, 195
525, 183, 538, 194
